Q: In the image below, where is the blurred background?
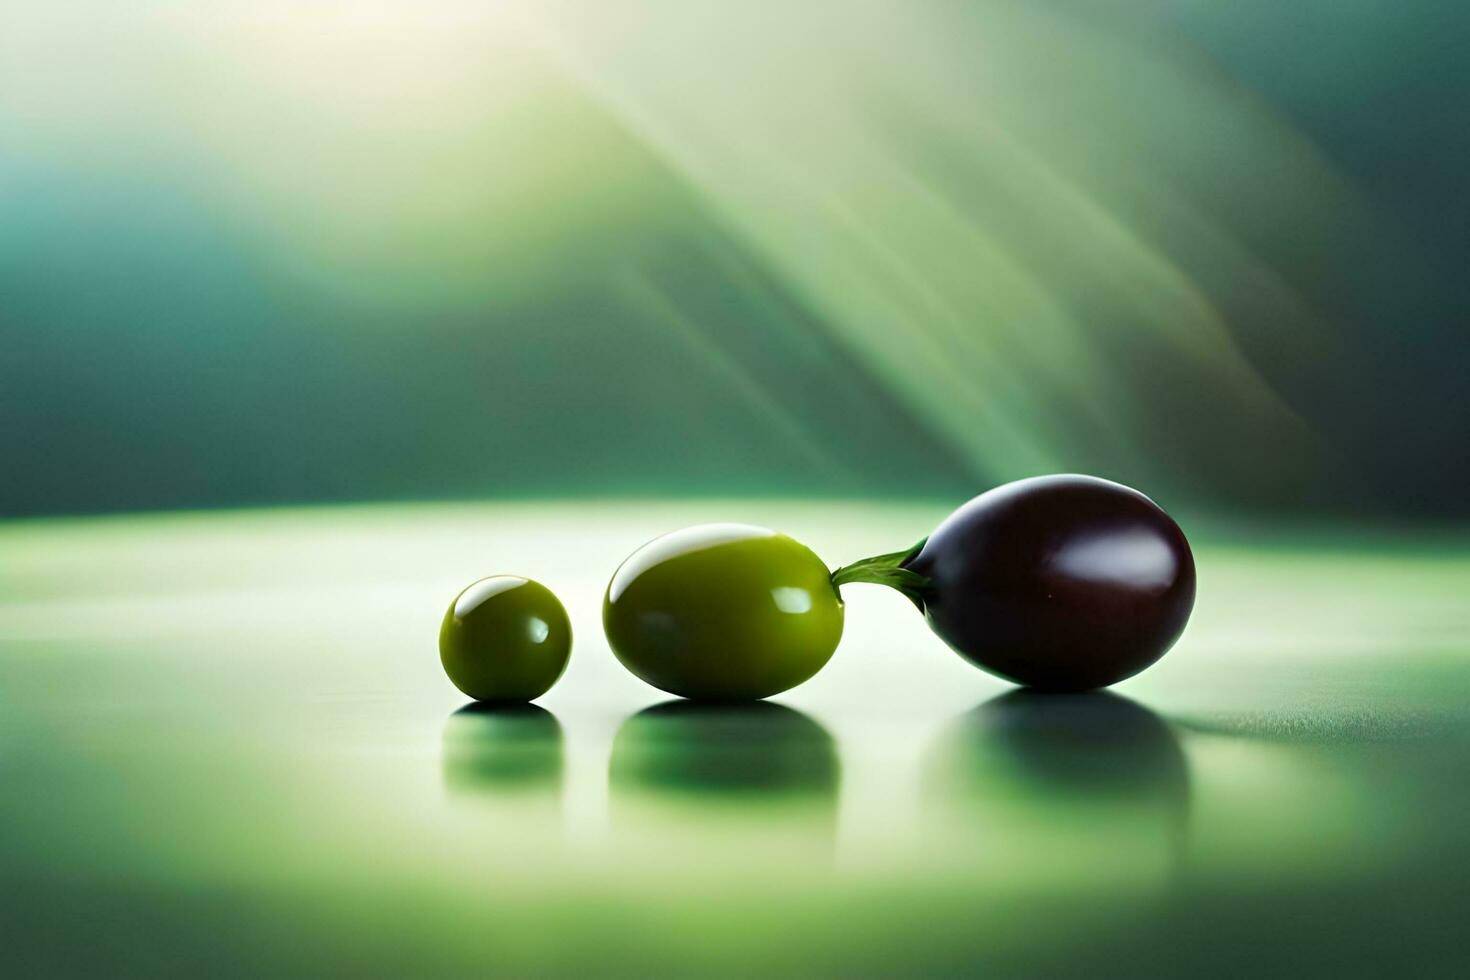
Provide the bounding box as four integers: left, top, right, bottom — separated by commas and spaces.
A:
5, 7, 1470, 976
2, 0, 1466, 520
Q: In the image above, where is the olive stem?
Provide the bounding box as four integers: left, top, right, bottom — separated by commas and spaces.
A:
830, 538, 931, 610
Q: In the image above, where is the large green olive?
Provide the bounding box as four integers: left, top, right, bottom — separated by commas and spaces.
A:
439, 576, 571, 702
603, 524, 844, 700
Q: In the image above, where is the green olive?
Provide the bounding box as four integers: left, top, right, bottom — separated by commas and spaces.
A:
602, 524, 844, 700
439, 576, 571, 702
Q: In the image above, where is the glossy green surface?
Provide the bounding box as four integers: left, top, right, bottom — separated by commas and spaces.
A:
603, 524, 844, 700
1, 501, 1468, 977
439, 576, 571, 702
443, 703, 564, 796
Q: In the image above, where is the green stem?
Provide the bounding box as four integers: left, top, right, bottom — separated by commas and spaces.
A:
830, 537, 931, 610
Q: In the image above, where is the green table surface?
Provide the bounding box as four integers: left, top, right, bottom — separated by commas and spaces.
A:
2, 502, 1467, 977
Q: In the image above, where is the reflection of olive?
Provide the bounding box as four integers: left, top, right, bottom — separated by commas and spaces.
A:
609, 700, 838, 799
945, 691, 1189, 804
603, 525, 844, 701
441, 703, 564, 795
925, 692, 1192, 893
439, 576, 572, 702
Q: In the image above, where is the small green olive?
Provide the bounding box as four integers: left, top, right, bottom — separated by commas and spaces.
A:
439, 576, 571, 702
603, 524, 844, 701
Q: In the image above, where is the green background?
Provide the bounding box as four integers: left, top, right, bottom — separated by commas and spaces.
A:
2, 2, 1468, 976
3, 0, 1467, 518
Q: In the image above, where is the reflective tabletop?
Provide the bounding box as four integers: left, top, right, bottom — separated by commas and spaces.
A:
1, 502, 1466, 976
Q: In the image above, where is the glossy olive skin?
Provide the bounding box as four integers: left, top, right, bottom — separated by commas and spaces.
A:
906, 475, 1195, 691
603, 524, 844, 701
439, 576, 572, 702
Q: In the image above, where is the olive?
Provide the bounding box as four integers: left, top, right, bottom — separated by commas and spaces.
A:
603, 524, 844, 701
834, 475, 1195, 690
439, 576, 571, 702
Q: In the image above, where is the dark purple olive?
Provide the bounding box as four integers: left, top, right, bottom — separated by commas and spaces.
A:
833, 475, 1195, 691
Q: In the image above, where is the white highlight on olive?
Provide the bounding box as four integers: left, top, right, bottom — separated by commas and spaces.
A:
608, 523, 776, 602
1051, 529, 1176, 591
453, 575, 528, 619
771, 587, 812, 614
526, 616, 550, 643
